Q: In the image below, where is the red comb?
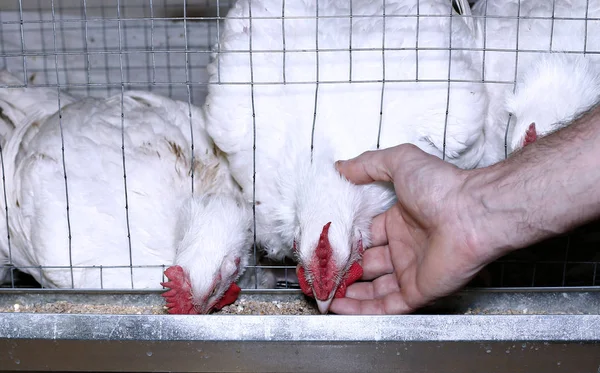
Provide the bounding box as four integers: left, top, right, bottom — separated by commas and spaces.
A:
334, 261, 363, 298
298, 260, 364, 300
161, 265, 198, 315
523, 122, 537, 147
299, 224, 365, 301
212, 282, 241, 310
337, 237, 364, 297
308, 222, 337, 300
297, 265, 312, 297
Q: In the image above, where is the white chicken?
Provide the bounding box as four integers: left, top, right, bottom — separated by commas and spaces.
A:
471, 0, 600, 166
0, 70, 77, 148
505, 53, 600, 152
0, 73, 253, 314
205, 0, 488, 313
0, 71, 77, 285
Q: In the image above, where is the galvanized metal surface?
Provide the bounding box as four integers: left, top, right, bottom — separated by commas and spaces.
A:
2, 311, 600, 342
1, 339, 599, 372
1, 286, 600, 313
0, 288, 598, 372
1, 314, 600, 372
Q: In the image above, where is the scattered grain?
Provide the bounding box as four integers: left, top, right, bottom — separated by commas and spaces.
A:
218, 298, 319, 315
0, 297, 320, 315
0, 301, 166, 315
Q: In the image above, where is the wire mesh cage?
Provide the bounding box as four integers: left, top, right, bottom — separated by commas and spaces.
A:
0, 0, 306, 295
0, 0, 598, 307
0, 1, 599, 372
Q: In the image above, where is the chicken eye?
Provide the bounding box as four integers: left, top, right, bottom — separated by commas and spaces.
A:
209, 288, 217, 297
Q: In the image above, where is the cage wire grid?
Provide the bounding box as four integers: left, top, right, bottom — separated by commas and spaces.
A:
0, 0, 597, 293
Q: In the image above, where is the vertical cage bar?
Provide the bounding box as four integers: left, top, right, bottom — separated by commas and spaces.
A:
50, 0, 75, 288
415, 0, 420, 81
583, 0, 590, 54
349, 0, 353, 82
0, 8, 6, 69
162, 1, 174, 98
0, 128, 13, 288
121, 3, 132, 86
309, 0, 320, 163
182, 0, 196, 196
35, 0, 50, 88
481, 0, 488, 82
57, 1, 69, 88
248, 0, 259, 289
149, 0, 157, 86
281, 0, 286, 84
503, 0, 523, 160
441, 0, 454, 161
17, 0, 28, 83
116, 0, 134, 290
376, 0, 386, 149
216, 0, 222, 84
82, 0, 92, 96
549, 0, 556, 51
100, 2, 113, 95
0, 2, 17, 288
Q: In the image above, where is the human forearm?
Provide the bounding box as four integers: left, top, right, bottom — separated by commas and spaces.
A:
463, 103, 600, 260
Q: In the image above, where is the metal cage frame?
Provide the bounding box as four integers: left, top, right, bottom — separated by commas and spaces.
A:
0, 1, 599, 371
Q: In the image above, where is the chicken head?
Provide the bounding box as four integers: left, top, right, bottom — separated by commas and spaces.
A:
295, 222, 364, 314
161, 260, 242, 314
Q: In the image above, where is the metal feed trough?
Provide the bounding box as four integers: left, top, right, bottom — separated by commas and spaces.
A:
0, 288, 599, 372
0, 1, 599, 372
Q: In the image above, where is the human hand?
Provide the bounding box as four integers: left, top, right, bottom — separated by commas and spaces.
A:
330, 144, 500, 314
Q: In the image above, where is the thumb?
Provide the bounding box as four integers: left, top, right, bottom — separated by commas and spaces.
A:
335, 148, 395, 185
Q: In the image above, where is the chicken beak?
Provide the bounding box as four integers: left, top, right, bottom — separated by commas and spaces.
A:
314, 291, 334, 314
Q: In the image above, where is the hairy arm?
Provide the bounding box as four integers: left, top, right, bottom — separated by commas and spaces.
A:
331, 102, 600, 314
465, 103, 600, 260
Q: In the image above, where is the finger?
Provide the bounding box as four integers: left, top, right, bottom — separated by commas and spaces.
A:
345, 273, 401, 300
368, 213, 388, 248
335, 149, 394, 184
330, 292, 413, 315
360, 245, 394, 280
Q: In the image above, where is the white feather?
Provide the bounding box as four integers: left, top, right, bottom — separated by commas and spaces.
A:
471, 0, 600, 166
0, 70, 77, 146
505, 53, 600, 152
205, 0, 487, 303
0, 79, 252, 309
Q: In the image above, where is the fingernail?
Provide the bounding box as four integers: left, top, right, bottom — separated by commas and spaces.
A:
335, 160, 345, 168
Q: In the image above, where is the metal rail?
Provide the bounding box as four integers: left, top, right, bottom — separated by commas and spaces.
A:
0, 288, 599, 372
